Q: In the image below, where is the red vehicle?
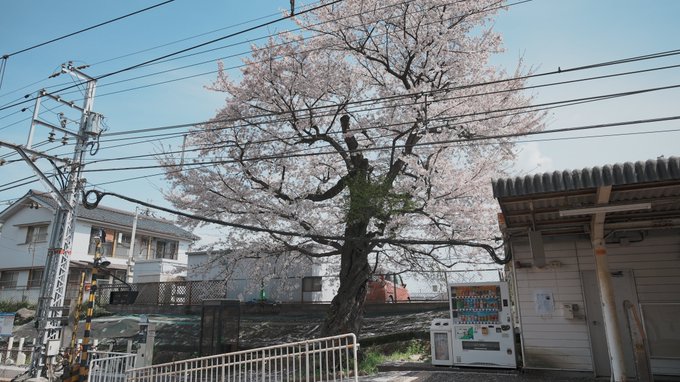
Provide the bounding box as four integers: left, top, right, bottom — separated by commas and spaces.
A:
366, 273, 410, 303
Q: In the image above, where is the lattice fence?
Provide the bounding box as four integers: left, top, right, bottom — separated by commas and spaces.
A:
97, 281, 226, 306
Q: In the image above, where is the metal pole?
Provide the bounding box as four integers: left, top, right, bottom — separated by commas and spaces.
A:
26, 91, 43, 149
29, 64, 99, 379
126, 207, 139, 283
593, 243, 627, 381
78, 232, 102, 382
590, 186, 627, 382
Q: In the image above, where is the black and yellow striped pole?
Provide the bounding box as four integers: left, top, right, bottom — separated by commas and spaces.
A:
68, 271, 86, 364
61, 271, 86, 382
77, 228, 104, 382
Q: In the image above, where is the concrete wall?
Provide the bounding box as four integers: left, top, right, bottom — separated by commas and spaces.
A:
133, 259, 187, 283
0, 207, 53, 269
511, 229, 680, 375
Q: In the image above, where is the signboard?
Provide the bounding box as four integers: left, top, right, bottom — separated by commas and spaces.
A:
0, 312, 15, 337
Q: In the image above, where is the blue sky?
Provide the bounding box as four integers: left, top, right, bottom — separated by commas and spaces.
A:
1, 0, 679, 245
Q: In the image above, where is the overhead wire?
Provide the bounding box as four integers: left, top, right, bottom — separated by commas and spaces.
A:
7, 122, 670, 195
1, 6, 679, 192
84, 69, 680, 161
10, 64, 680, 167
3, 60, 679, 189
0, 0, 533, 122
0, 0, 325, 102
2, 0, 176, 59
80, 82, 680, 166
14, 1, 555, 107
0, 0, 463, 109
0, 0, 344, 114
79, 114, 680, 173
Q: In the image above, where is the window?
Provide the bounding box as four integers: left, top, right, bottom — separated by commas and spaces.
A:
118, 233, 132, 247
28, 269, 43, 289
67, 268, 86, 286
154, 240, 178, 259
0, 271, 19, 289
89, 227, 114, 256
26, 225, 49, 244
302, 277, 323, 292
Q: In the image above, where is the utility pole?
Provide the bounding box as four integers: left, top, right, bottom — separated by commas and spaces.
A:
9, 62, 103, 380
126, 207, 139, 283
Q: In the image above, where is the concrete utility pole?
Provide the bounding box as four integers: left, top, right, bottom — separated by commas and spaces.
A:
126, 207, 139, 283
6, 62, 103, 380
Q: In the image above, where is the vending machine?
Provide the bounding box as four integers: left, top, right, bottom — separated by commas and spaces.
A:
448, 282, 516, 368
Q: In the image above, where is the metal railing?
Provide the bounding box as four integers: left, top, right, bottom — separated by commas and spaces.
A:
88, 351, 137, 382
126, 334, 358, 382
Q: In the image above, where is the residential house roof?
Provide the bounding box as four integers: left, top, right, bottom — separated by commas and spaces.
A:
1, 190, 198, 241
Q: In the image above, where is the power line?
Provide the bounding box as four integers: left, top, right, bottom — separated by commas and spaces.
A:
92, 55, 680, 140
0, 0, 541, 127
0, 0, 476, 110
3, 123, 678, 195
0, 0, 343, 114
79, 114, 680, 173
79, 188, 508, 261
3, 58, 679, 178
0, 1, 326, 102
2, 1, 176, 59
18, 73, 680, 167
91, 78, 680, 159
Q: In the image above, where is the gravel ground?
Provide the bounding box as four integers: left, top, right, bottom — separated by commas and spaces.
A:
361, 369, 602, 381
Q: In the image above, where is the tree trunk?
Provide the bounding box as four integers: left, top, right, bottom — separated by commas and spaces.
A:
320, 224, 371, 336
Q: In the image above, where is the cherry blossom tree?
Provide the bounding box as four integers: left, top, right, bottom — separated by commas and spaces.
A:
163, 0, 543, 336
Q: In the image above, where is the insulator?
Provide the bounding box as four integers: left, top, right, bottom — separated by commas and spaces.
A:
48, 130, 56, 142
61, 135, 69, 145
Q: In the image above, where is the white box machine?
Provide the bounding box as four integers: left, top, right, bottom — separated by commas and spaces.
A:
449, 281, 517, 368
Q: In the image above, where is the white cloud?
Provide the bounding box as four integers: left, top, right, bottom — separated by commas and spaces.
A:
512, 142, 554, 176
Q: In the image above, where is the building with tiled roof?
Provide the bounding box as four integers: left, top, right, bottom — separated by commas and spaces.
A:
492, 156, 680, 379
0, 190, 198, 304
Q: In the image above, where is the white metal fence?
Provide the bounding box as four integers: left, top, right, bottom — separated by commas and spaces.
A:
126, 334, 358, 382
88, 351, 137, 382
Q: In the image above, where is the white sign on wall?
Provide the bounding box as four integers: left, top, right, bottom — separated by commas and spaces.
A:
534, 289, 555, 316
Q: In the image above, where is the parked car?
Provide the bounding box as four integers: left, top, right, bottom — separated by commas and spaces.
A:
366, 273, 410, 303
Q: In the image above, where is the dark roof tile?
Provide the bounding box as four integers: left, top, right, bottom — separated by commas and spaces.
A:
28, 191, 197, 241
492, 156, 680, 198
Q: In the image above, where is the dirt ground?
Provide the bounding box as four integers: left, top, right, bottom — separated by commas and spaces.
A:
8, 309, 448, 363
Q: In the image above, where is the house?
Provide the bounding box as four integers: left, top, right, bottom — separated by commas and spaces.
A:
492, 156, 680, 379
0, 190, 197, 304
187, 250, 340, 303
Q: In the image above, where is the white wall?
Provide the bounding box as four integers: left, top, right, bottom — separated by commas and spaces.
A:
71, 221, 93, 261
512, 230, 680, 375
133, 259, 187, 283
187, 253, 341, 302
512, 236, 592, 371
0, 206, 53, 269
